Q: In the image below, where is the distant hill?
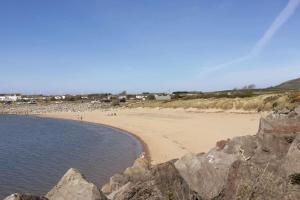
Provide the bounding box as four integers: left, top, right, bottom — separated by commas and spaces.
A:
274, 77, 300, 90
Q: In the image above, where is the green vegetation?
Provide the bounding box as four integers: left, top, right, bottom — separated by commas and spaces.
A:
127, 91, 299, 112
146, 94, 155, 101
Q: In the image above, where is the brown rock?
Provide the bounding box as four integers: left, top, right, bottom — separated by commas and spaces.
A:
101, 157, 150, 195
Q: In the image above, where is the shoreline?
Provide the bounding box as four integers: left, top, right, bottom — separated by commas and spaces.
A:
34, 114, 152, 164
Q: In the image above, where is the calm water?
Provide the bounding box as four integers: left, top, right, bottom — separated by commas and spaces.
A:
0, 115, 142, 199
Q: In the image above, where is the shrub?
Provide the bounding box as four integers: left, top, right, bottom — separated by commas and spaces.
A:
111, 99, 120, 106
290, 92, 300, 103
146, 94, 155, 101
289, 173, 300, 185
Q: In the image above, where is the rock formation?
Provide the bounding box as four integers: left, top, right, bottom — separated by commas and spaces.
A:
45, 168, 107, 200
5, 106, 300, 200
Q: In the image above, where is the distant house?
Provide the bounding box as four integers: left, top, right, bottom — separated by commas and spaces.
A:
136, 95, 146, 101
118, 95, 127, 100
54, 95, 66, 100
154, 94, 171, 101
0, 94, 21, 102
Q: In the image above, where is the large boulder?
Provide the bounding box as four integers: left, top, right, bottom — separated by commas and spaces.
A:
258, 108, 300, 135
110, 161, 200, 200
174, 150, 238, 199
46, 168, 107, 200
257, 109, 300, 159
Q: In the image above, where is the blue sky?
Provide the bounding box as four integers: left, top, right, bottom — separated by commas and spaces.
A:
0, 0, 300, 94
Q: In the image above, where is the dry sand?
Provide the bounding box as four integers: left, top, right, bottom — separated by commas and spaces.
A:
41, 108, 261, 164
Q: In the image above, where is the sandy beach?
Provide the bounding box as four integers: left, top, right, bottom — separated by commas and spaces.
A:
41, 108, 261, 164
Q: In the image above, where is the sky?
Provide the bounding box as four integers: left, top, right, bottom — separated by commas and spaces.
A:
0, 0, 300, 94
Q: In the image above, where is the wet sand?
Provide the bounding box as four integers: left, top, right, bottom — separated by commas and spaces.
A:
41, 108, 261, 164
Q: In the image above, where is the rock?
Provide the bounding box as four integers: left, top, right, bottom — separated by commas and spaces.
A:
106, 183, 131, 200
46, 168, 107, 200
101, 157, 150, 194
258, 130, 293, 158
123, 157, 150, 178
4, 193, 47, 200
258, 111, 300, 135
282, 134, 300, 175
110, 161, 200, 200
174, 151, 238, 199
256, 111, 300, 158
223, 135, 258, 159
294, 106, 300, 115
222, 160, 289, 200
216, 139, 230, 151
111, 181, 161, 200
101, 174, 127, 195
278, 107, 291, 114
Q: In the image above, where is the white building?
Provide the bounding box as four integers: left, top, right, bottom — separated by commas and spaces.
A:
118, 95, 127, 100
0, 94, 20, 102
136, 95, 146, 100
54, 95, 66, 100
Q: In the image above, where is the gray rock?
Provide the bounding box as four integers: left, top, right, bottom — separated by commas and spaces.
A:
175, 151, 238, 199
46, 168, 107, 200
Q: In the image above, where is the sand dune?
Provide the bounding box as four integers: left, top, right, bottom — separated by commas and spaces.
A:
41, 108, 261, 164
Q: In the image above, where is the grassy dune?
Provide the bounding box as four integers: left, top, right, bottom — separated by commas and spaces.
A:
128, 92, 300, 112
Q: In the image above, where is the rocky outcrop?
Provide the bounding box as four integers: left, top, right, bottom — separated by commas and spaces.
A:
5, 106, 300, 200
107, 160, 201, 200
45, 168, 107, 200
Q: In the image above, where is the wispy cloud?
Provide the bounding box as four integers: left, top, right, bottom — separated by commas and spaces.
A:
205, 0, 300, 72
